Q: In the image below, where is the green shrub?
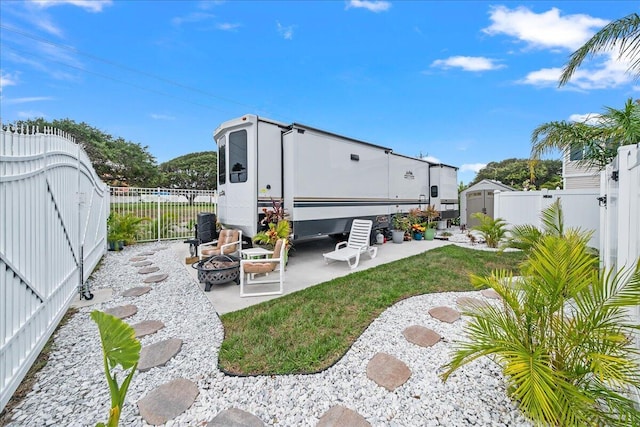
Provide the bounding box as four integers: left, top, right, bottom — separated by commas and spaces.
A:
471, 213, 507, 248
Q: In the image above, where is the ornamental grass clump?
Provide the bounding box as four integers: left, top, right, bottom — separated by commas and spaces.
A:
441, 229, 640, 426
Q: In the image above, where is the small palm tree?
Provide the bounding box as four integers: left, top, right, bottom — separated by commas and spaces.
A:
470, 213, 507, 248
502, 198, 583, 254
441, 231, 640, 426
530, 98, 640, 172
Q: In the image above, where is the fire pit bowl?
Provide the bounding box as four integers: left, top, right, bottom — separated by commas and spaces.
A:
192, 254, 240, 291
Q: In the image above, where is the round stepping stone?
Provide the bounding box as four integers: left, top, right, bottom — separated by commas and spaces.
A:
456, 296, 491, 310
366, 352, 411, 392
208, 408, 265, 426
138, 266, 160, 274
137, 251, 155, 256
129, 256, 147, 262
103, 304, 137, 319
132, 261, 153, 267
144, 273, 169, 284
138, 338, 183, 372
402, 325, 441, 348
121, 286, 152, 297
481, 288, 502, 299
317, 405, 371, 427
131, 320, 165, 338
137, 378, 198, 425
428, 306, 461, 323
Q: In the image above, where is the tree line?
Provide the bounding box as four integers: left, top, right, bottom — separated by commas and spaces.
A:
5, 118, 218, 190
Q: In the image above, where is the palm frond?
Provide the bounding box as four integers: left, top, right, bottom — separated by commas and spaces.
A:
560, 13, 640, 86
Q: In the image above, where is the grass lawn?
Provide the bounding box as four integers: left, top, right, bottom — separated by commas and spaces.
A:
219, 245, 525, 375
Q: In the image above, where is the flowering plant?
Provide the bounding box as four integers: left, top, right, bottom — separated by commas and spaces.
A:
411, 223, 426, 233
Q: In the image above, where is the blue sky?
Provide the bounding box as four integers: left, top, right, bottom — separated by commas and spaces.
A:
1, 0, 638, 184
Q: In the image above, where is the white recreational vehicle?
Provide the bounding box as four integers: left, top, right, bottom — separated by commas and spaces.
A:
214, 114, 458, 242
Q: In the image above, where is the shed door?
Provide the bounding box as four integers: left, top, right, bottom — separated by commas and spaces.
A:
466, 190, 494, 227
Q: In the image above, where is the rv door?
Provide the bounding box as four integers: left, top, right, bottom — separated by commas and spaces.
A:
216, 123, 256, 235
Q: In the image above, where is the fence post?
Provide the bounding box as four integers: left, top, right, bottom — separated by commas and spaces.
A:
157, 187, 161, 242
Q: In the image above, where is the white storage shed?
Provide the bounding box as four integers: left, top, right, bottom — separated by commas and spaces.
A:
460, 179, 515, 228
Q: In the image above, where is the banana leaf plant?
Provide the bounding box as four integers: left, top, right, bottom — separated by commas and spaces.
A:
91, 310, 141, 427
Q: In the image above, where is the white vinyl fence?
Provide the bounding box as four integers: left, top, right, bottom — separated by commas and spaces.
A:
109, 187, 217, 242
0, 125, 108, 411
493, 188, 601, 249
600, 144, 640, 404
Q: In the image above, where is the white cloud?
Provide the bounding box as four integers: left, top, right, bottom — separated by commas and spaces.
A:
216, 22, 240, 31
197, 0, 225, 10
521, 52, 633, 90
29, 0, 113, 13
460, 163, 487, 173
276, 21, 295, 40
420, 155, 441, 163
569, 113, 602, 125
0, 71, 18, 92
17, 110, 48, 119
346, 0, 391, 13
150, 113, 176, 121
483, 5, 608, 51
519, 67, 563, 86
3, 96, 54, 105
431, 56, 505, 72
172, 12, 216, 26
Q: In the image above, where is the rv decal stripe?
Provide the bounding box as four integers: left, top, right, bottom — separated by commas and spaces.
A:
293, 200, 423, 208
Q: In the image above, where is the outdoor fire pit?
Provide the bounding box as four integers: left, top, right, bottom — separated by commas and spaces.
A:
192, 254, 240, 291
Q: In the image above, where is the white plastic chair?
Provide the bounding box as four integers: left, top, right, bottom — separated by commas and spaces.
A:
240, 239, 285, 297
323, 219, 377, 269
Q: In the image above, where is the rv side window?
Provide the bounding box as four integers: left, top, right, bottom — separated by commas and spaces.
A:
218, 137, 226, 185
430, 185, 438, 198
229, 130, 248, 183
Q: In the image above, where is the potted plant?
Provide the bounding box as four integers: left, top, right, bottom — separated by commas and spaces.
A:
107, 213, 148, 251
411, 223, 426, 240
391, 214, 409, 244
422, 205, 440, 241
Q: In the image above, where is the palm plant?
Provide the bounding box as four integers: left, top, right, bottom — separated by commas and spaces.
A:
530, 98, 640, 172
501, 198, 575, 253
441, 231, 640, 426
470, 212, 507, 248
560, 13, 640, 86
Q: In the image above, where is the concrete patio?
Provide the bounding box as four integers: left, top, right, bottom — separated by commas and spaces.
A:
175, 236, 452, 314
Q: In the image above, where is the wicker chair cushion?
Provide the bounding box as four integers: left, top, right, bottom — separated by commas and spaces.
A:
201, 229, 239, 256
242, 239, 284, 274
243, 262, 276, 274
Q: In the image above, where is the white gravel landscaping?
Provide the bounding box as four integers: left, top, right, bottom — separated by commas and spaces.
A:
3, 241, 531, 426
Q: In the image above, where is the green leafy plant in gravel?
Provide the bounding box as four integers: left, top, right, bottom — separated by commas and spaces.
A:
218, 245, 525, 375
471, 212, 508, 248
92, 310, 141, 427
